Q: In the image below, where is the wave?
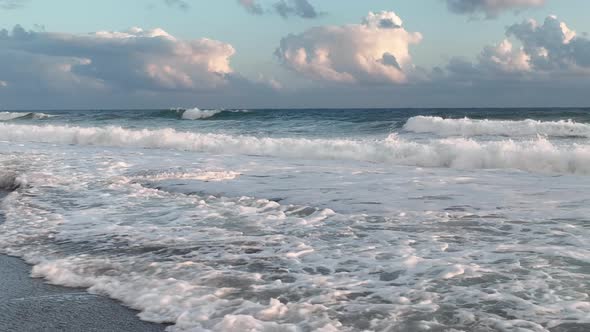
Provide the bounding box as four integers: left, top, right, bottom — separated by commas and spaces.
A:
0, 112, 55, 121
1, 123, 589, 174
180, 108, 223, 120
404, 116, 590, 138
167, 108, 250, 120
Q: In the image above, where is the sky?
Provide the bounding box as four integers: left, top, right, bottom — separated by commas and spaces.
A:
1, 0, 590, 109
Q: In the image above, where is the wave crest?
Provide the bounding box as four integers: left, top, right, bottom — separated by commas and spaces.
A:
180, 108, 223, 120
404, 116, 590, 138
1, 123, 589, 174
170, 108, 250, 120
0, 112, 54, 121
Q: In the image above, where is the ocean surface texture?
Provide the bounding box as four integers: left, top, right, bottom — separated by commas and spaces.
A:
0, 108, 589, 332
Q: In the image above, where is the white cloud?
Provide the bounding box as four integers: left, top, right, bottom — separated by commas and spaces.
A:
444, 0, 544, 18
0, 80, 7, 87
0, 25, 236, 92
275, 11, 422, 84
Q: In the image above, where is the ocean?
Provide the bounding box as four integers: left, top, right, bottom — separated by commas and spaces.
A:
0, 108, 589, 331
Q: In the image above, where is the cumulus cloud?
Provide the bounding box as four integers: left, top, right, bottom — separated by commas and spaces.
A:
444, 0, 544, 18
0, 25, 236, 92
478, 39, 531, 73
506, 15, 590, 71
275, 11, 422, 84
446, 15, 590, 80
238, 0, 320, 19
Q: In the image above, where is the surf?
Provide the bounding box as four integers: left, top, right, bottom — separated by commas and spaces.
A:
404, 116, 590, 138
1, 123, 589, 174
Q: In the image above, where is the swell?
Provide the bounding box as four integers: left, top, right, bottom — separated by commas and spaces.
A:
404, 116, 590, 138
0, 112, 55, 121
1, 123, 590, 175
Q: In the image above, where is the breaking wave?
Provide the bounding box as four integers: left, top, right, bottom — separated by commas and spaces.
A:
179, 108, 223, 120
404, 116, 590, 138
1, 123, 590, 174
0, 112, 54, 121
167, 108, 251, 120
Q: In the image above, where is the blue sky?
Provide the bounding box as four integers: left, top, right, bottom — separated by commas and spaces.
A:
1, 0, 590, 108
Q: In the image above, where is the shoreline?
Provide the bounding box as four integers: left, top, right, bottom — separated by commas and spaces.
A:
0, 190, 167, 332
0, 254, 168, 332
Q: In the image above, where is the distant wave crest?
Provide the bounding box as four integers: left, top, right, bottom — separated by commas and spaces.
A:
180, 108, 223, 120
1, 123, 590, 175
168, 108, 251, 120
404, 116, 590, 138
0, 112, 55, 121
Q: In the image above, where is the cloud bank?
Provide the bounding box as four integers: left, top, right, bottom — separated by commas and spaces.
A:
1, 11, 590, 109
275, 11, 422, 84
0, 25, 236, 92
444, 0, 544, 18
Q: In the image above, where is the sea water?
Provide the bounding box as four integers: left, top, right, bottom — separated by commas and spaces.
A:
0, 108, 589, 331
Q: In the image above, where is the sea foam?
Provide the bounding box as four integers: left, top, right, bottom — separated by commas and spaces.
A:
404, 116, 590, 138
1, 123, 589, 174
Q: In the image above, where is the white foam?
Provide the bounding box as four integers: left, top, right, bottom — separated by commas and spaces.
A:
404, 116, 590, 138
2, 144, 590, 331
1, 123, 590, 174
133, 170, 240, 182
181, 108, 223, 120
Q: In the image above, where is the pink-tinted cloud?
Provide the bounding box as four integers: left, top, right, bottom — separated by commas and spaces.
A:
275, 11, 422, 84
0, 25, 236, 91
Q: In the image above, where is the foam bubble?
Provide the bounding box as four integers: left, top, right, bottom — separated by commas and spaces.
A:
404, 116, 590, 138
